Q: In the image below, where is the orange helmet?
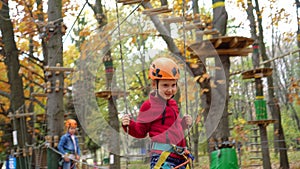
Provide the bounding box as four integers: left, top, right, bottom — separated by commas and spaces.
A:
65, 119, 77, 128
149, 58, 180, 80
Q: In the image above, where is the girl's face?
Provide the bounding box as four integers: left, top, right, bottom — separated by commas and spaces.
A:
153, 79, 178, 100
68, 127, 76, 135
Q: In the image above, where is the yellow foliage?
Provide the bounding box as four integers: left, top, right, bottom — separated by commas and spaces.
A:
131, 36, 137, 44
199, 73, 210, 83
194, 75, 201, 82
79, 28, 91, 37
0, 114, 10, 124
200, 88, 209, 95
216, 80, 225, 84
63, 45, 80, 66
233, 117, 247, 125
17, 40, 29, 52
210, 81, 217, 88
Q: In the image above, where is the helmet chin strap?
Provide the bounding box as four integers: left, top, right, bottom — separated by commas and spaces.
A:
155, 79, 159, 97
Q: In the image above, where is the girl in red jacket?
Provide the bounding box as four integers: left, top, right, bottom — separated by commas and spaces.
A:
122, 57, 193, 169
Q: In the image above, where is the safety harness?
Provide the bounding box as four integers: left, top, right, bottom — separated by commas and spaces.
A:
152, 142, 194, 169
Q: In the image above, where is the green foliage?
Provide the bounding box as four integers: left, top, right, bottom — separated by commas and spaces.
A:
281, 104, 300, 148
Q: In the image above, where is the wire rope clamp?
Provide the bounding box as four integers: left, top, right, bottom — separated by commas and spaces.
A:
54, 135, 59, 147
28, 147, 33, 156
55, 79, 60, 92
16, 147, 20, 157
46, 81, 52, 93
45, 135, 52, 147
22, 147, 26, 157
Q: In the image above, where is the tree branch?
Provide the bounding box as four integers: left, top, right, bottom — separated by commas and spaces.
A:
0, 90, 10, 99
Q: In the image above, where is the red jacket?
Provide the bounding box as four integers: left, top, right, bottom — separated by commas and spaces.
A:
123, 93, 189, 158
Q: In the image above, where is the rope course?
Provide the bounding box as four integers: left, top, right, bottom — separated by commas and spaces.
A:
5, 0, 298, 168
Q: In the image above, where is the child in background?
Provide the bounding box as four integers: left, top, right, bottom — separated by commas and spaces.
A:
58, 119, 81, 169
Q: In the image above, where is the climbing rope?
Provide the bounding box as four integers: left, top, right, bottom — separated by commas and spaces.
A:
181, 0, 193, 168
114, 1, 145, 169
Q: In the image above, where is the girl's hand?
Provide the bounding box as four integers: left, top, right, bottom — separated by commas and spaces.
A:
122, 114, 130, 126
75, 155, 80, 160
184, 115, 192, 126
64, 155, 70, 162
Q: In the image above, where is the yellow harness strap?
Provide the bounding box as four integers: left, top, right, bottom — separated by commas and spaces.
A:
183, 155, 190, 169
153, 152, 191, 169
153, 151, 171, 169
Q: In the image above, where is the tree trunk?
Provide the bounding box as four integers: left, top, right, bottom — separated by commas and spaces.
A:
210, 56, 230, 140
36, 0, 48, 66
212, 0, 228, 36
246, 1, 271, 169
253, 0, 289, 168
0, 0, 28, 168
108, 96, 121, 169
210, 0, 230, 146
46, 0, 64, 168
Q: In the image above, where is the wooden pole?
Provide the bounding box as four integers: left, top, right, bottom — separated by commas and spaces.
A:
260, 49, 300, 65
259, 124, 272, 169
47, 0, 64, 168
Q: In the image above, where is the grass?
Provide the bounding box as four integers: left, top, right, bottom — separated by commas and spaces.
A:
118, 150, 300, 169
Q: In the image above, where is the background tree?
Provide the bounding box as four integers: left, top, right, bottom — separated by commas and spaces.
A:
253, 0, 289, 168
46, 0, 64, 168
0, 0, 28, 168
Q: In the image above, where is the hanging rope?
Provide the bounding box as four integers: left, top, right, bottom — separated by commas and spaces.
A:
181, 0, 193, 168
114, 1, 144, 169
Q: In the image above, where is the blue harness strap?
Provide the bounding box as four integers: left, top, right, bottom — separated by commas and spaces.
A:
151, 142, 186, 154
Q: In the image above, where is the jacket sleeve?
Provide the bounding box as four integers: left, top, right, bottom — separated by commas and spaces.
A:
58, 135, 66, 155
122, 120, 150, 138
122, 101, 152, 138
75, 137, 81, 155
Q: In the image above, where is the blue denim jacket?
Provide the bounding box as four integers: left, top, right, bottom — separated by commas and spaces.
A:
58, 132, 81, 155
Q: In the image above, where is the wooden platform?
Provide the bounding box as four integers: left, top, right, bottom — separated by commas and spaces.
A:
95, 90, 129, 99
241, 67, 273, 79
44, 66, 74, 72
181, 22, 206, 30
31, 93, 47, 97
195, 29, 220, 36
117, 0, 149, 5
162, 16, 193, 23
187, 36, 254, 58
143, 6, 172, 16
248, 119, 277, 125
